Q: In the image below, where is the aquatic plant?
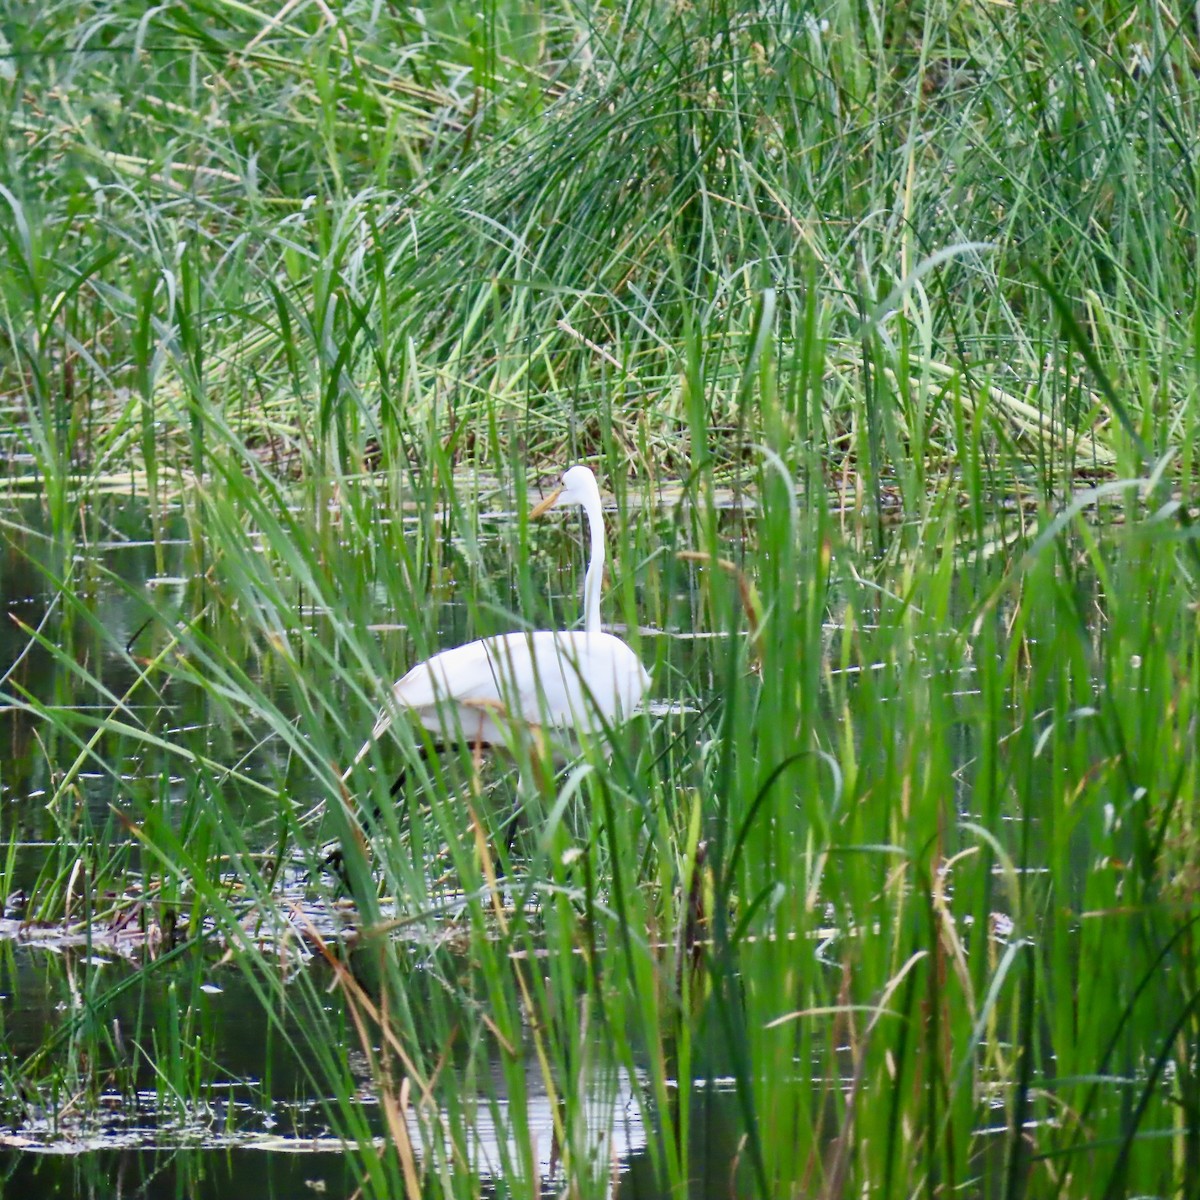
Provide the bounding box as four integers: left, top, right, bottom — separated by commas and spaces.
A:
2, 0, 1199, 1196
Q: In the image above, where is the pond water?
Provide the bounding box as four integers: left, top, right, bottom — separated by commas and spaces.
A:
0, 937, 744, 1199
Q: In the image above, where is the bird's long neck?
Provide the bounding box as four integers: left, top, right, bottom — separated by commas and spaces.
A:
581, 488, 605, 634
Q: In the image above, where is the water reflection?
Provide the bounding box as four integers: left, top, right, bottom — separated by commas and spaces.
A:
0, 932, 755, 1199
0, 1146, 360, 1200
0, 1087, 744, 1200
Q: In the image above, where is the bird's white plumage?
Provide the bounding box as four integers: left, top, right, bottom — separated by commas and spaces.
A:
347, 465, 650, 777
360, 630, 650, 757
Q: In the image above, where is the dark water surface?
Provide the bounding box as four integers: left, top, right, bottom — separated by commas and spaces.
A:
0, 932, 744, 1198
2, 1147, 359, 1200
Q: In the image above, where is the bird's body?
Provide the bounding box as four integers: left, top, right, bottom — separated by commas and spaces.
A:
346, 464, 650, 782
358, 630, 650, 759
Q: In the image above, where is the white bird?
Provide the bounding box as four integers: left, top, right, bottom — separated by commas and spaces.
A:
345, 465, 651, 785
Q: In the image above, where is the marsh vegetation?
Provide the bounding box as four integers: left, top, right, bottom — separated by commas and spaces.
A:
2, 1, 1200, 1196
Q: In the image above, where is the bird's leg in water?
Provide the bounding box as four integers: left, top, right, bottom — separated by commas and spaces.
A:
387, 758, 412, 801
325, 740, 468, 884
356, 740, 452, 832
502, 803, 523, 857
389, 737, 496, 842
388, 740, 453, 802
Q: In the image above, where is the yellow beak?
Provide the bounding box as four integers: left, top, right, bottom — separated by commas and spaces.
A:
528, 486, 563, 520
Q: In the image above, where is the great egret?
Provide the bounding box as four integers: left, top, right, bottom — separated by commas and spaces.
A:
345, 465, 650, 787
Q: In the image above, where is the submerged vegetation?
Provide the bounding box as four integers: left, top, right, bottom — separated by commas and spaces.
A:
2, 0, 1200, 1195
